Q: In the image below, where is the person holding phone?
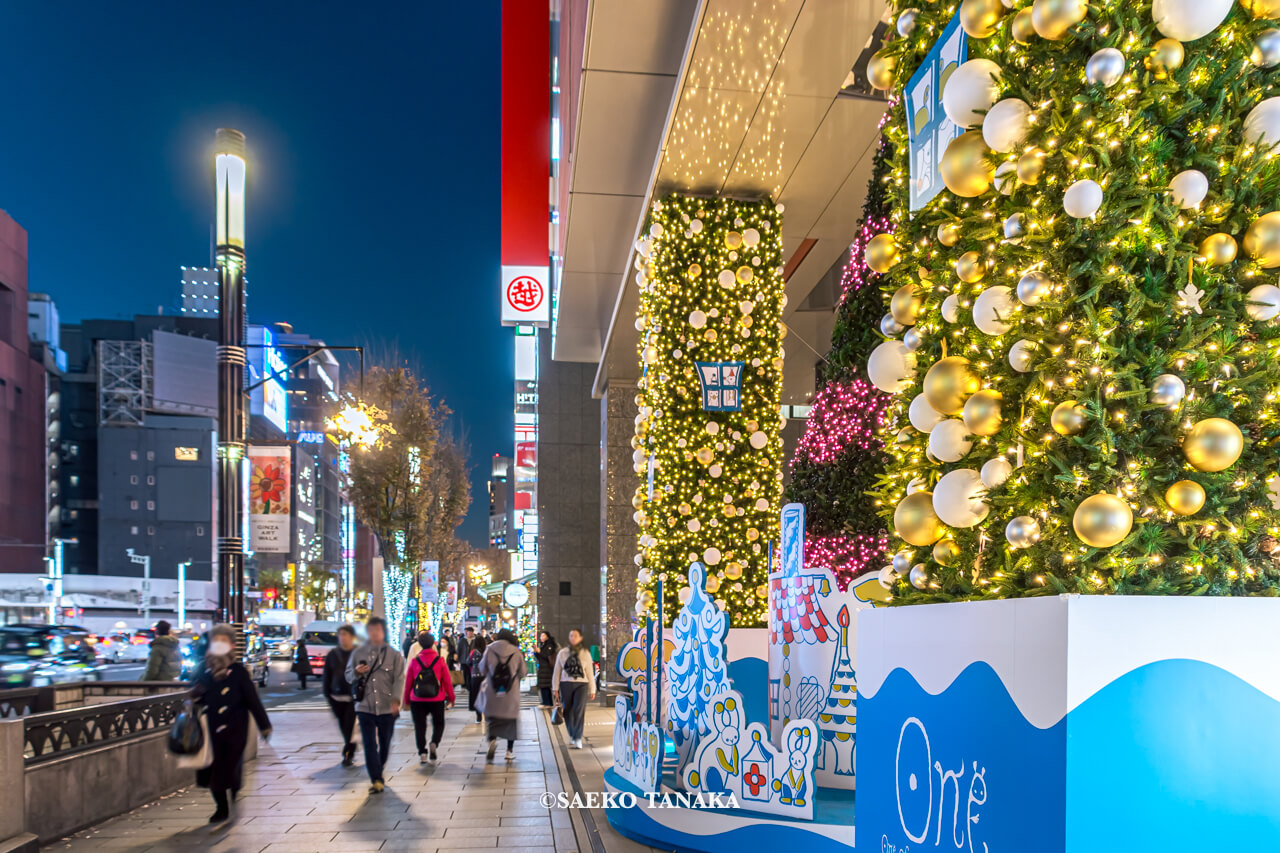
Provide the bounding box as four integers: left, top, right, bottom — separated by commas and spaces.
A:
345, 616, 405, 793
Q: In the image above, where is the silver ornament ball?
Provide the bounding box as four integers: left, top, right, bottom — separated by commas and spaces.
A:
1150, 373, 1186, 409
909, 564, 930, 590
1004, 213, 1026, 239
1005, 515, 1042, 549
881, 313, 906, 336
877, 565, 898, 589
897, 7, 920, 36
892, 550, 914, 574
1085, 48, 1126, 87
1254, 30, 1280, 68
903, 326, 925, 351
1016, 270, 1053, 306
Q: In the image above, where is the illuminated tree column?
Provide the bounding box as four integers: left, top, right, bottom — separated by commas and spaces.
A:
632, 196, 786, 626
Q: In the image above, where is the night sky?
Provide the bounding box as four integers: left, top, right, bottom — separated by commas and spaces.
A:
0, 3, 505, 545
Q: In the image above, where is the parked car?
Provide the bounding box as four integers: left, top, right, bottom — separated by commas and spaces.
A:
298, 621, 341, 676
0, 626, 105, 687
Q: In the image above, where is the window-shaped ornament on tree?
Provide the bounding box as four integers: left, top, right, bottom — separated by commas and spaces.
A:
696, 361, 745, 411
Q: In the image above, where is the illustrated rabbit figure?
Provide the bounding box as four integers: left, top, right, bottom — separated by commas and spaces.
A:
685, 693, 742, 795
775, 725, 813, 807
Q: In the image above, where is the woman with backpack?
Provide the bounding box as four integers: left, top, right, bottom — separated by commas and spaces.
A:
552, 628, 596, 749
403, 631, 455, 764
477, 628, 526, 761
534, 631, 558, 708
467, 635, 488, 722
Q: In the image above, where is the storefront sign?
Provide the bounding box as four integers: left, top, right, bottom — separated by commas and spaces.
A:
248, 445, 291, 553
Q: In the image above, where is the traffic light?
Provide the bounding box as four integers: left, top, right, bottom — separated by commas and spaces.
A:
265, 588, 277, 601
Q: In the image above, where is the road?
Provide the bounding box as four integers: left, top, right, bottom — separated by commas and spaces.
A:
101, 659, 327, 708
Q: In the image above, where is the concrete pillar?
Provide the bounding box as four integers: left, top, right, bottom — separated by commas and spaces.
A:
0, 718, 35, 852
601, 380, 639, 681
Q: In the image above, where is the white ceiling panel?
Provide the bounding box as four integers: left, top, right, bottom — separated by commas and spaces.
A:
562, 193, 645, 275
775, 0, 885, 97
584, 0, 695, 75
573, 71, 677, 198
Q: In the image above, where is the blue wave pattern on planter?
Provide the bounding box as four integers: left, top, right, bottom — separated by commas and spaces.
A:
1067, 658, 1280, 850
858, 661, 1066, 853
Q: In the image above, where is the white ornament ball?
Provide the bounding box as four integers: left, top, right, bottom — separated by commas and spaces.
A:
904, 327, 925, 351
943, 59, 1003, 128
678, 586, 692, 604
742, 228, 760, 247
1152, 0, 1233, 42
941, 293, 962, 323
689, 310, 707, 329
982, 98, 1032, 153
933, 468, 990, 528
749, 430, 768, 449
718, 269, 737, 288
878, 565, 898, 589
981, 456, 1014, 489
1005, 515, 1042, 549
909, 393, 945, 433
1150, 373, 1186, 408
690, 219, 703, 233
1247, 284, 1280, 321
881, 313, 905, 336
1254, 30, 1280, 68
973, 286, 1017, 335
1244, 98, 1280, 148
909, 564, 930, 590
897, 8, 920, 35
929, 419, 974, 462
637, 568, 652, 584
704, 548, 722, 566
1169, 170, 1209, 209
868, 341, 917, 394
1063, 179, 1103, 218
649, 223, 664, 239
1009, 338, 1037, 372
1004, 212, 1027, 239
687, 518, 701, 532
994, 161, 1016, 196
906, 477, 928, 495
1085, 48, 1126, 87
1017, 270, 1053, 306
892, 550, 914, 573
755, 498, 769, 511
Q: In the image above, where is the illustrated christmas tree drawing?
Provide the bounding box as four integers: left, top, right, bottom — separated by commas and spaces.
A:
665, 563, 731, 771
786, 141, 894, 589
862, 0, 1280, 601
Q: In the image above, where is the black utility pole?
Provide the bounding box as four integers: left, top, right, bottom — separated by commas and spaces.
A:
214, 128, 248, 626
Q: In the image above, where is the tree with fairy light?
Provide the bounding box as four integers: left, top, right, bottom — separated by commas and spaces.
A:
786, 140, 895, 590
861, 0, 1280, 602
632, 196, 786, 625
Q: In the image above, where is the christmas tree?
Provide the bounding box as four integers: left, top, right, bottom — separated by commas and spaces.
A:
865, 0, 1280, 602
786, 141, 894, 589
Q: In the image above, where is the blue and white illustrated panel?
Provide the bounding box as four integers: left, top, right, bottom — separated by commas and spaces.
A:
613, 696, 666, 792
906, 11, 967, 212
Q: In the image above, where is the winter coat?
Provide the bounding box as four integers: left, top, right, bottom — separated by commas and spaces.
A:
345, 642, 406, 715
477, 638, 527, 721
192, 662, 271, 792
552, 645, 596, 694
291, 640, 311, 675
323, 646, 354, 701
142, 634, 182, 682
534, 638, 558, 688
402, 648, 456, 705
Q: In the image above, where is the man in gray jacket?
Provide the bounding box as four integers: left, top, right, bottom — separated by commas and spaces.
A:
345, 616, 405, 792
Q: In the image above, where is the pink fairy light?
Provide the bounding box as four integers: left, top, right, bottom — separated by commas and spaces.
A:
840, 215, 893, 303
806, 533, 889, 591
793, 378, 888, 466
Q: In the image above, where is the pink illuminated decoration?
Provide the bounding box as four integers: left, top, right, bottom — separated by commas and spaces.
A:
804, 533, 889, 590
840, 215, 892, 303
792, 378, 887, 466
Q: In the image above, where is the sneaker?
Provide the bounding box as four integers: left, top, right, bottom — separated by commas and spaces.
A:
369, 781, 385, 794
486, 740, 497, 761
505, 750, 515, 761
419, 752, 429, 764
428, 743, 438, 762
208, 810, 229, 825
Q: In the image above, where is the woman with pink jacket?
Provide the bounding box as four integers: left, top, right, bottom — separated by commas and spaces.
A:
402, 631, 455, 764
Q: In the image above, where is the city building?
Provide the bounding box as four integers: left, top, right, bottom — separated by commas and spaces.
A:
488, 454, 514, 549
178, 267, 219, 316
0, 210, 49, 575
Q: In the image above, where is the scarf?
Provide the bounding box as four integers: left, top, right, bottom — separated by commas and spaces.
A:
206, 652, 233, 680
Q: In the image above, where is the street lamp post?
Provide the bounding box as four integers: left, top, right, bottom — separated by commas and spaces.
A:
178, 560, 191, 630
45, 537, 77, 624
127, 548, 152, 625
214, 128, 248, 627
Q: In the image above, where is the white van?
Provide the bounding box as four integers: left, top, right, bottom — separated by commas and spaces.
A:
297, 620, 342, 676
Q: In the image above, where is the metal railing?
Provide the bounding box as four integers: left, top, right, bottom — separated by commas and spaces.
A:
22, 690, 187, 765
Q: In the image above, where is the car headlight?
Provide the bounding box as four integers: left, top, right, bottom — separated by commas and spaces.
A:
1, 662, 34, 672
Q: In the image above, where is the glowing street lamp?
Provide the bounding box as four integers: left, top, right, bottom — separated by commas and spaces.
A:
328, 403, 387, 449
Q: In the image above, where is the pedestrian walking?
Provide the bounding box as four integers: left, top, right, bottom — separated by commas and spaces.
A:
439, 628, 457, 669
534, 631, 558, 708
143, 620, 182, 682
457, 627, 474, 694
323, 624, 359, 767
402, 628, 417, 658
291, 636, 311, 690
552, 628, 596, 749
468, 635, 488, 722
478, 628, 526, 761
403, 631, 455, 764
191, 624, 271, 825
346, 616, 405, 793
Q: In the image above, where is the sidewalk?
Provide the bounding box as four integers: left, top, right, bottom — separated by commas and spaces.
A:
47, 693, 576, 853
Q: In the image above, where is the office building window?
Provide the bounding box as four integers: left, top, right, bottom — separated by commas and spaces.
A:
131, 526, 138, 535
175, 446, 199, 461
69, 475, 79, 486
147, 526, 155, 535
146, 500, 155, 511
130, 450, 138, 461
146, 475, 155, 486
196, 525, 205, 536
146, 451, 155, 461
130, 475, 138, 485
130, 500, 138, 510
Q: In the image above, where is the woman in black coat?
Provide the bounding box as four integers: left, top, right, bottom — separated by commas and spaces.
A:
291, 637, 311, 689
193, 624, 272, 824
534, 631, 559, 708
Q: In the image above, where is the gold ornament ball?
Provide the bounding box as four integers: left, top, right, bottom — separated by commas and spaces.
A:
726, 231, 743, 250
1199, 233, 1238, 266
1165, 480, 1206, 516
725, 562, 743, 580
1017, 147, 1047, 184
933, 538, 961, 566
1243, 212, 1280, 269
1145, 39, 1184, 78
695, 446, 714, 465
895, 491, 947, 546
868, 50, 897, 90
1051, 400, 1087, 436
955, 251, 986, 283
962, 389, 1004, 436
1243, 0, 1280, 18
960, 0, 1005, 37
924, 357, 981, 415
1011, 7, 1037, 43
866, 233, 901, 273
940, 131, 995, 198
1032, 0, 1088, 39
1073, 493, 1134, 548
1183, 417, 1244, 472
937, 221, 962, 247
891, 284, 924, 326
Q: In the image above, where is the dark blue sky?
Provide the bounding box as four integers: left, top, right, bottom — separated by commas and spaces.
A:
0, 3, 506, 545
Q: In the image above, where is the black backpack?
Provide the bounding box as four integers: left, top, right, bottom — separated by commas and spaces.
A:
168, 701, 204, 755
564, 649, 584, 679
412, 656, 442, 699
492, 652, 517, 694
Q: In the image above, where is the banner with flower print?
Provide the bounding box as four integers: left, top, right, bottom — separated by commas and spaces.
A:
248, 445, 292, 554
